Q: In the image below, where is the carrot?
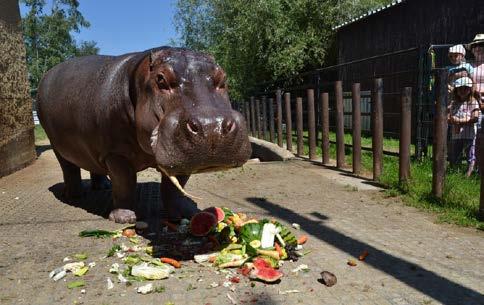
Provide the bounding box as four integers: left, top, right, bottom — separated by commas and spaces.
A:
297, 235, 308, 245
274, 242, 283, 257
162, 220, 178, 232
358, 250, 369, 261
160, 257, 181, 268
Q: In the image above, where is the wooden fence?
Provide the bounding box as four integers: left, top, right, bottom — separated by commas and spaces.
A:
235, 70, 484, 220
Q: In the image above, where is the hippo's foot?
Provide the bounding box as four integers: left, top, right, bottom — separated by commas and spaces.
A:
91, 174, 112, 190
165, 196, 200, 221
109, 209, 137, 223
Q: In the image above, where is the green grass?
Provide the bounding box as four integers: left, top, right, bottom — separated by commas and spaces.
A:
274, 131, 483, 229
34, 125, 48, 142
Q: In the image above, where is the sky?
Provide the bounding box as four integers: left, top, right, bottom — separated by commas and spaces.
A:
20, 0, 180, 55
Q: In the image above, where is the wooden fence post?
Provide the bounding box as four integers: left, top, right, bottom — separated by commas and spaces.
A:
400, 87, 412, 184
296, 97, 304, 156
262, 96, 268, 140
478, 131, 484, 220
432, 70, 448, 198
256, 99, 261, 138
352, 83, 361, 175
307, 89, 317, 161
285, 92, 293, 151
244, 100, 251, 134
321, 92, 330, 164
269, 97, 275, 143
335, 81, 345, 168
372, 78, 383, 181
276, 89, 283, 147
250, 96, 256, 137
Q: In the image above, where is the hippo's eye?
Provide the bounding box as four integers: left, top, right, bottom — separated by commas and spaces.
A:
156, 73, 169, 90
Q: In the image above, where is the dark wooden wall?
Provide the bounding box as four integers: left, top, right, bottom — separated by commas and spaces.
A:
337, 0, 484, 63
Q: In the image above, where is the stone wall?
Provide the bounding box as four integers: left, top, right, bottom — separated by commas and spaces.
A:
0, 0, 36, 177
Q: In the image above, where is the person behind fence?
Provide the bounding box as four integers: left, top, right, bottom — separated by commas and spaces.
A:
447, 44, 475, 93
447, 77, 479, 176
470, 34, 484, 119
468, 34, 484, 172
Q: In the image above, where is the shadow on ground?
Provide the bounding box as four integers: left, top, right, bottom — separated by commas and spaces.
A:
48, 181, 166, 221
245, 197, 483, 305
36, 144, 51, 157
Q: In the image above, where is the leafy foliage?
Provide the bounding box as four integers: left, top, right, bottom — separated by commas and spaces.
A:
174, 0, 392, 100
21, 0, 99, 97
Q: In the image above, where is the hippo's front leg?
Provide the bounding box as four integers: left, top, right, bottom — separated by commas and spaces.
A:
105, 155, 137, 223
161, 174, 200, 221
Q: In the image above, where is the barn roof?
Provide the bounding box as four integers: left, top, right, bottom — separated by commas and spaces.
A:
333, 0, 406, 31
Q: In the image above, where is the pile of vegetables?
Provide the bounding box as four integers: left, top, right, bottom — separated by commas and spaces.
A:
190, 207, 308, 283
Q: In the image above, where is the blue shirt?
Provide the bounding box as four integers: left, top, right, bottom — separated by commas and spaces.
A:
447, 62, 475, 76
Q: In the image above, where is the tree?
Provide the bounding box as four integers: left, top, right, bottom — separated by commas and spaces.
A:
174, 0, 392, 99
21, 0, 98, 97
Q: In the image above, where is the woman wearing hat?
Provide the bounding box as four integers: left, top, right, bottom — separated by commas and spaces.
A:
447, 76, 480, 176
470, 34, 484, 104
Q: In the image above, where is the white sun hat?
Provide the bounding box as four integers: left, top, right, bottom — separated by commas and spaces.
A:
449, 44, 466, 56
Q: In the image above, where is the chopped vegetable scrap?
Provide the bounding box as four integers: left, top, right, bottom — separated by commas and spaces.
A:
52, 206, 310, 294
358, 250, 369, 261
189, 207, 310, 283
347, 259, 358, 267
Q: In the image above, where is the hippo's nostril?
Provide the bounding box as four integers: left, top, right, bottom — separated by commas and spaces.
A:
186, 119, 200, 135
222, 119, 236, 135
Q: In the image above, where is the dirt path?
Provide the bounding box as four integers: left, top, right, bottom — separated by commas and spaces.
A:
0, 143, 482, 305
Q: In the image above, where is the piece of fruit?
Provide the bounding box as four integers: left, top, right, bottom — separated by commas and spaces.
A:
297, 235, 308, 245
249, 240, 261, 249
249, 266, 283, 282
252, 257, 272, 270
190, 212, 218, 236
122, 228, 136, 237
240, 223, 262, 244
203, 207, 225, 223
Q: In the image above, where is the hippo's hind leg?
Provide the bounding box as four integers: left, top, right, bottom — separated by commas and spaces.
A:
53, 150, 83, 198
161, 175, 200, 220
90, 173, 112, 190
105, 155, 137, 223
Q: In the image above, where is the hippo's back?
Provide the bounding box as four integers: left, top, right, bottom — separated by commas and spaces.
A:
37, 53, 140, 173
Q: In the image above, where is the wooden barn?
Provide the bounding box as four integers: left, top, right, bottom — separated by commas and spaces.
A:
332, 0, 484, 154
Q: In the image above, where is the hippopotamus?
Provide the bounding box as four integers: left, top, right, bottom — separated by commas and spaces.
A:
37, 47, 251, 223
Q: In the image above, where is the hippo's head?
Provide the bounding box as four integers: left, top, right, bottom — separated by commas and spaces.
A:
132, 47, 251, 176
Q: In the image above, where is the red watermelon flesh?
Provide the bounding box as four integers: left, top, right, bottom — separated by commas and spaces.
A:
202, 207, 225, 223
252, 258, 272, 270
190, 212, 218, 236
250, 266, 283, 282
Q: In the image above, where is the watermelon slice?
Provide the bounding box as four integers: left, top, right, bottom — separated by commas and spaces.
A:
190, 212, 218, 236
203, 207, 225, 223
252, 257, 272, 270
249, 266, 283, 283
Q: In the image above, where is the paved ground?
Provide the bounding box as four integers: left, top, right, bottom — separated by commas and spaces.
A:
0, 141, 483, 305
